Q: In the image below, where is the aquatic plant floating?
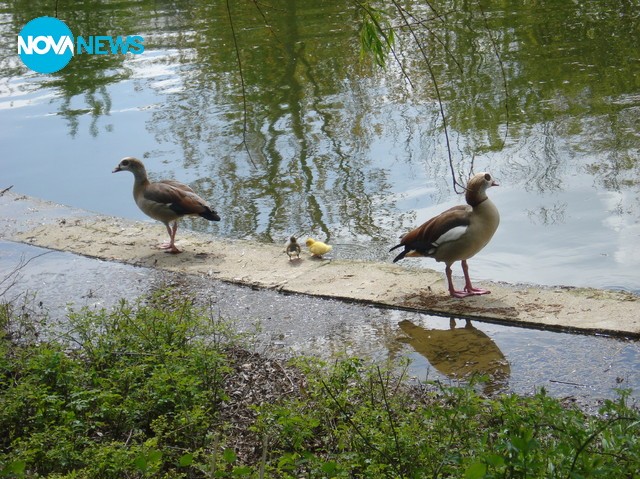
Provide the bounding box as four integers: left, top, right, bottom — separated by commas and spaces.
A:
112, 157, 220, 253
390, 172, 500, 298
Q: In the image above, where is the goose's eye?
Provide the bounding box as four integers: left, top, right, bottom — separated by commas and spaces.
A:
121, 160, 130, 166
484, 173, 491, 181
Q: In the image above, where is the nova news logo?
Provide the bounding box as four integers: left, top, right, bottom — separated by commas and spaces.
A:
18, 16, 144, 74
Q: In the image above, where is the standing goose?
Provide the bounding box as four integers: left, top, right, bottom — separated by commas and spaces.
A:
113, 157, 220, 253
390, 172, 499, 298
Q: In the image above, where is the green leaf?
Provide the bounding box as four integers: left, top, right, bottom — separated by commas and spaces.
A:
359, 4, 393, 68
179, 453, 194, 466
464, 461, 487, 479
223, 448, 237, 464
1, 460, 27, 475
322, 461, 338, 474
133, 456, 148, 471
232, 466, 253, 475
484, 453, 505, 468
147, 449, 162, 464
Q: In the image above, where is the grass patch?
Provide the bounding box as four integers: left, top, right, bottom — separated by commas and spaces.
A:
0, 290, 638, 478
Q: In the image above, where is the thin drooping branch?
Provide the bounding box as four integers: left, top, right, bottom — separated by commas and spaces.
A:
355, 0, 414, 88
250, 0, 285, 45
389, 0, 466, 193
356, 1, 511, 191
225, 0, 257, 168
393, 3, 463, 74
477, 1, 511, 150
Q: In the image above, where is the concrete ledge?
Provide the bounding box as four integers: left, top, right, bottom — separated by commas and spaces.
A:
1, 192, 638, 337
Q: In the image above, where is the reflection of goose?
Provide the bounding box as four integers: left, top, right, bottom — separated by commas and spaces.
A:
390, 173, 500, 297
398, 318, 510, 393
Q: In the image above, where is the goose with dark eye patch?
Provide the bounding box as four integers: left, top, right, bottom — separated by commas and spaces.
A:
390, 172, 500, 298
113, 157, 220, 254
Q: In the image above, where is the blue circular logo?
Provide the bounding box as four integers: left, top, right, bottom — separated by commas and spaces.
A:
18, 17, 74, 74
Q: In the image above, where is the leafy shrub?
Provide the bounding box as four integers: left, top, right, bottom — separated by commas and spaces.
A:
0, 291, 235, 478
1, 291, 638, 478
251, 358, 639, 478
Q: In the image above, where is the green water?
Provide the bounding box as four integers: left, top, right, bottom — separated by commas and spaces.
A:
1, 0, 638, 291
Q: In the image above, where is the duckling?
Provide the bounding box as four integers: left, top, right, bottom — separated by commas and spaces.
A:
390, 172, 500, 297
113, 157, 220, 253
285, 236, 301, 261
306, 238, 333, 258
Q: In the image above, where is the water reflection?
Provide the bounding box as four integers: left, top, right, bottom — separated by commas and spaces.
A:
129, 0, 402, 243
4, 0, 145, 135
398, 318, 510, 394
1, 0, 639, 290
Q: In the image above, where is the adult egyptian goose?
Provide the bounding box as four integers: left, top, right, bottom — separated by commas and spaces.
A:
390, 172, 499, 298
113, 157, 220, 253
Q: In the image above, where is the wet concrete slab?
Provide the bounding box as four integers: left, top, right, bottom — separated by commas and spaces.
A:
1, 191, 639, 338
2, 239, 639, 408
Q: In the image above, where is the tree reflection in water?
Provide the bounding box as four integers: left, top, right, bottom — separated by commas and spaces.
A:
1, 0, 638, 290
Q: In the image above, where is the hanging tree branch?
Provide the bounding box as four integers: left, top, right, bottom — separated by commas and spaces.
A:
393, 2, 463, 75
356, 1, 512, 193
477, 1, 511, 151
225, 0, 257, 168
358, 0, 415, 89
388, 0, 467, 193
356, 0, 466, 192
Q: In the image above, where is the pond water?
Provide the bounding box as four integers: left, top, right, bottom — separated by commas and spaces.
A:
2, 240, 639, 407
1, 0, 639, 293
